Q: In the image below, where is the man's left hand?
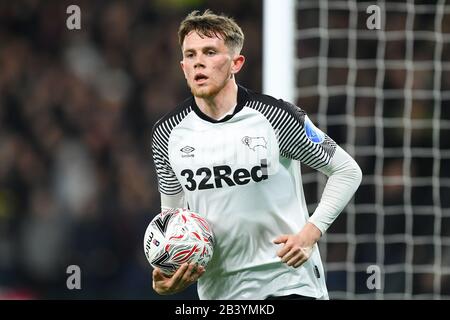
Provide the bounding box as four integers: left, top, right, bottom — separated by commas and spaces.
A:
273, 222, 322, 268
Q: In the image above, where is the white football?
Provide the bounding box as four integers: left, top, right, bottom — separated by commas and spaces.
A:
143, 208, 214, 275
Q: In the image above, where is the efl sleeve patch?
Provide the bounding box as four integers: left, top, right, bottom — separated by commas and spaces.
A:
304, 115, 325, 144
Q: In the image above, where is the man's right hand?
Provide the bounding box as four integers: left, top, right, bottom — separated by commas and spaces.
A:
152, 263, 205, 295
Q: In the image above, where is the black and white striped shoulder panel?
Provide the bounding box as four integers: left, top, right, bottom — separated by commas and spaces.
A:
246, 96, 337, 169
151, 100, 192, 195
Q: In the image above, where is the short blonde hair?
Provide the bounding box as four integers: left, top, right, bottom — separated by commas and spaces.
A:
178, 9, 245, 54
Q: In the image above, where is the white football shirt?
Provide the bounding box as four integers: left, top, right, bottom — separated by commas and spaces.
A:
152, 85, 346, 300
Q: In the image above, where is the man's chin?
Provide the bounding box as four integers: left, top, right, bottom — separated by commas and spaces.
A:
191, 86, 218, 99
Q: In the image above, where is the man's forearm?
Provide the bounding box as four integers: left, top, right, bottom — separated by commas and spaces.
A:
308, 146, 362, 235
160, 192, 186, 211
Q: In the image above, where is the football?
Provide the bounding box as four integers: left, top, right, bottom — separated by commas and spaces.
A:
143, 208, 214, 275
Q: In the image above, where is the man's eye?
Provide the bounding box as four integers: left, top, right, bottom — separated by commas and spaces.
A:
207, 51, 216, 56
185, 53, 194, 58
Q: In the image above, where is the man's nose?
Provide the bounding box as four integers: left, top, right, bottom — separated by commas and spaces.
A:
194, 54, 205, 68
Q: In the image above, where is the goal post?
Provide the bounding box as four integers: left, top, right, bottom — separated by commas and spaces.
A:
263, 0, 296, 102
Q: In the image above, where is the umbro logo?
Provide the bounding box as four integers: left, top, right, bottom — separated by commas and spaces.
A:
242, 136, 267, 151
181, 146, 195, 157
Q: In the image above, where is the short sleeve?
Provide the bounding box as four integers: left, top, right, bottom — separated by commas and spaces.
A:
276, 101, 337, 169
151, 124, 183, 195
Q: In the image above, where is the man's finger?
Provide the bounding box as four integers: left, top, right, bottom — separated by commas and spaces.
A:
170, 263, 189, 286
273, 235, 289, 244
276, 243, 292, 258
286, 253, 302, 266
181, 263, 197, 283
293, 258, 306, 268
280, 249, 296, 263
153, 268, 167, 281
190, 264, 207, 282
188, 266, 206, 282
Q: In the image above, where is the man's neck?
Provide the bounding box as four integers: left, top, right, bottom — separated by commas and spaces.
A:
194, 80, 238, 120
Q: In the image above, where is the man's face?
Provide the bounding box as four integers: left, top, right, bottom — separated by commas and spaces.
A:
180, 31, 242, 98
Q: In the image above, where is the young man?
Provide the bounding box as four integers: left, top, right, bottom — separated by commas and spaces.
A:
150, 10, 362, 299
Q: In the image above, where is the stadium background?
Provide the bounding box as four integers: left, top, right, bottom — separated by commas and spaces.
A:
0, 0, 448, 299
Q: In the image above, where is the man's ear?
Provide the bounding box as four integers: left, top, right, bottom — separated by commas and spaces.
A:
180, 60, 187, 78
231, 54, 245, 75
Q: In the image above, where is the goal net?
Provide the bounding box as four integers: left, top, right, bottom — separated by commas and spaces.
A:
265, 0, 450, 299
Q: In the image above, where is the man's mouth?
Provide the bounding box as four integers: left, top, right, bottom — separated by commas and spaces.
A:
194, 74, 208, 83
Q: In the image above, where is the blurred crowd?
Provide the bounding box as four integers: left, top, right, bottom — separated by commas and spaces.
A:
0, 0, 261, 299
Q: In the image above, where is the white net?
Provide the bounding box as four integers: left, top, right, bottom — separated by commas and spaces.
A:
295, 0, 450, 299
